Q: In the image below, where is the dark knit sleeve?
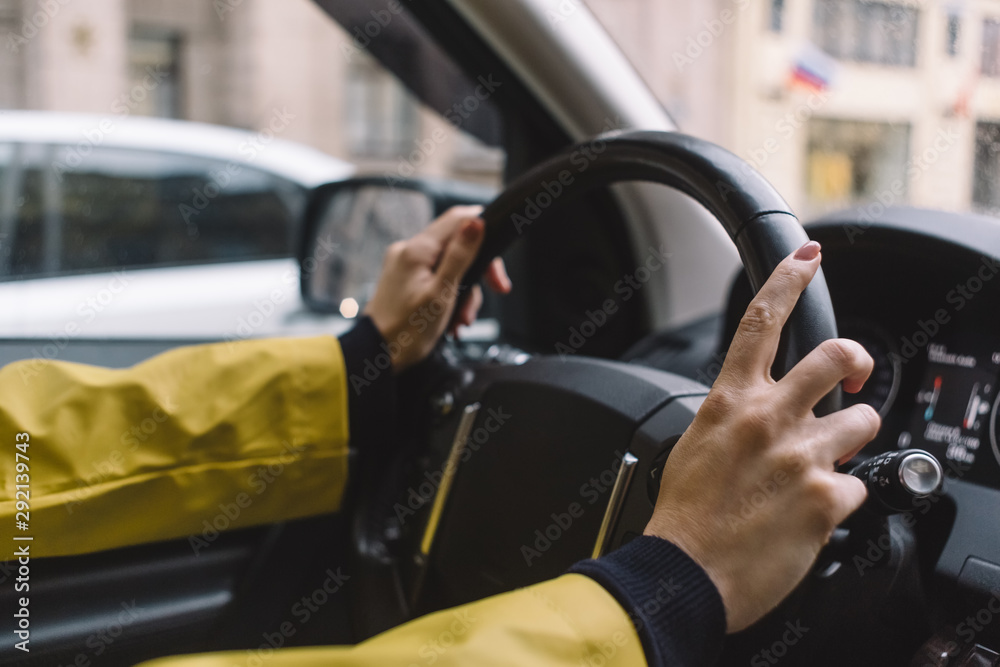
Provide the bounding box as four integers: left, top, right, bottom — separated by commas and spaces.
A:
337, 316, 397, 450
570, 536, 726, 667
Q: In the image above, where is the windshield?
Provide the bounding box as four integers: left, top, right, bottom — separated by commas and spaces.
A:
585, 0, 999, 223
0, 0, 503, 280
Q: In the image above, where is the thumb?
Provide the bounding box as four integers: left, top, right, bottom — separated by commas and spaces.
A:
435, 218, 484, 290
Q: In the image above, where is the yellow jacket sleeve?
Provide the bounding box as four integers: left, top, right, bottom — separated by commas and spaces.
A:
0, 336, 350, 559
136, 573, 646, 667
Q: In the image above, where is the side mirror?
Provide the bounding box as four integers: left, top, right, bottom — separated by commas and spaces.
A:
298, 177, 494, 316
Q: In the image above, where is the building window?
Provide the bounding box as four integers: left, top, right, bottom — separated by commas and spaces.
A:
946, 13, 961, 57
814, 0, 919, 67
983, 19, 1000, 77
973, 122, 1000, 210
128, 29, 183, 118
345, 53, 420, 159
806, 119, 911, 206
770, 0, 785, 32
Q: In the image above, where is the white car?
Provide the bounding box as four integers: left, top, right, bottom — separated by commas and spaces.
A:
0, 111, 354, 340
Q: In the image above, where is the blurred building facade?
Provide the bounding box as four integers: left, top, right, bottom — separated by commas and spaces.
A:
3, 0, 1000, 220
588, 0, 1000, 219
0, 0, 501, 185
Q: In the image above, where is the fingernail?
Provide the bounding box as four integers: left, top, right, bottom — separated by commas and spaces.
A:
794, 240, 821, 261
462, 219, 484, 242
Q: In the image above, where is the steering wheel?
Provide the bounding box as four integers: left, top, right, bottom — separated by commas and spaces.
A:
351, 131, 918, 664
463, 129, 840, 412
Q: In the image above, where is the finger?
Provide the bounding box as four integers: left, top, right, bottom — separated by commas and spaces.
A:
449, 287, 482, 338
810, 403, 881, 466
485, 258, 512, 294
723, 241, 822, 385
397, 235, 443, 268
458, 285, 483, 327
824, 473, 869, 526
775, 338, 874, 414
423, 205, 485, 244
435, 218, 484, 292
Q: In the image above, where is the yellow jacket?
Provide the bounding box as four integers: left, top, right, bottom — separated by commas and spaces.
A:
0, 336, 646, 666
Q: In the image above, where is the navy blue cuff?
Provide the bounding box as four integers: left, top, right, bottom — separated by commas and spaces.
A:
337, 315, 397, 451
570, 536, 726, 667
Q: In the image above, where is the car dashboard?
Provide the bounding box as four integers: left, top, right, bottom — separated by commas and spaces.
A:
819, 230, 1000, 494
806, 210, 1000, 494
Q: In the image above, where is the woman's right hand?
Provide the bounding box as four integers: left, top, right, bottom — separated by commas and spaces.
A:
644, 241, 880, 632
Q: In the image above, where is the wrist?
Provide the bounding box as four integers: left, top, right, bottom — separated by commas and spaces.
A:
570, 536, 727, 666
338, 315, 398, 447
643, 521, 736, 634
363, 309, 409, 372
364, 309, 435, 372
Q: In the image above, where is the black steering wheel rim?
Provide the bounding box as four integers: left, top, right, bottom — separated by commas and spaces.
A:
460, 129, 842, 415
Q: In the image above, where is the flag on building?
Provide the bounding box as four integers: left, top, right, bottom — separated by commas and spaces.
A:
789, 43, 838, 93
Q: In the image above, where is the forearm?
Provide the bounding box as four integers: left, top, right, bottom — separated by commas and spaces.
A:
133, 543, 723, 667
136, 573, 646, 667
0, 336, 351, 558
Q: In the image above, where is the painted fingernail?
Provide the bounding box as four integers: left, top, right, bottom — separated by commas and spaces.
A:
462, 219, 484, 242
794, 240, 821, 261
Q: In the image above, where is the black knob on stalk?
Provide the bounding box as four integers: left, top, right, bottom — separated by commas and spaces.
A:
849, 449, 943, 514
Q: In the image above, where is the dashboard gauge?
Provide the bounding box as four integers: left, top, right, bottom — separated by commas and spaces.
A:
903, 341, 1000, 479
840, 321, 902, 418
